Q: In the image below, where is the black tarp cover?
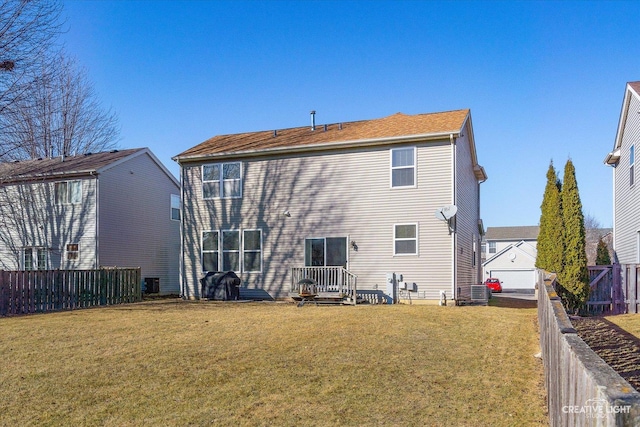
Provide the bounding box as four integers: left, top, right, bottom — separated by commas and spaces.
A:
200, 271, 241, 300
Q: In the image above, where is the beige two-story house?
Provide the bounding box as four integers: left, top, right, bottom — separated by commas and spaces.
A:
0, 148, 180, 294
174, 110, 487, 303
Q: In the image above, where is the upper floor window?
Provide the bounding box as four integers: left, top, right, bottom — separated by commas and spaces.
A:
55, 180, 82, 205
66, 243, 79, 261
391, 147, 416, 188
171, 194, 180, 221
202, 162, 242, 199
631, 145, 635, 186
488, 241, 496, 254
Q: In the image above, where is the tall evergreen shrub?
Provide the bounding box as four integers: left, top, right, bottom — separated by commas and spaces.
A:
595, 238, 612, 265
557, 159, 590, 313
536, 161, 563, 272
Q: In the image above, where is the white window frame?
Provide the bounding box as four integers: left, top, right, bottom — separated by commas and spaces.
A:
202, 162, 242, 199
393, 223, 418, 256
221, 230, 241, 272
202, 229, 263, 273
171, 194, 180, 221
202, 230, 220, 272
631, 145, 635, 187
304, 236, 349, 267
242, 229, 263, 273
390, 147, 416, 189
24, 247, 48, 270
66, 243, 79, 261
488, 241, 496, 254
55, 180, 82, 205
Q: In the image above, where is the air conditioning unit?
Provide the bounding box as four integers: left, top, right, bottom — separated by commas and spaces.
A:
406, 282, 416, 292
398, 281, 407, 290
470, 285, 488, 302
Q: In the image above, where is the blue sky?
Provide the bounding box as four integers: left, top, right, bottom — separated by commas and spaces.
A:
61, 0, 640, 229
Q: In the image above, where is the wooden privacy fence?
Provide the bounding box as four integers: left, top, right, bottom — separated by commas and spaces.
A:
0, 268, 141, 316
585, 264, 640, 315
538, 273, 640, 426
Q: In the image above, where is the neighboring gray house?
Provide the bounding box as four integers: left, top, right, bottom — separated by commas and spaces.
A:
605, 81, 640, 264
0, 148, 180, 294
482, 226, 539, 291
174, 109, 487, 303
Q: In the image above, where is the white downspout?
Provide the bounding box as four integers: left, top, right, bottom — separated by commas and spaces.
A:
450, 134, 456, 301
93, 171, 99, 269
179, 163, 185, 299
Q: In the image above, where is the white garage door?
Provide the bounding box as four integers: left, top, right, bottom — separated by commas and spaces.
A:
489, 269, 535, 290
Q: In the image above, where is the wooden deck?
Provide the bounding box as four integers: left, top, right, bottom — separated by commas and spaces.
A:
290, 267, 357, 305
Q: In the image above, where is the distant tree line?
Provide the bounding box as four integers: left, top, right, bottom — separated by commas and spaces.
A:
0, 0, 119, 162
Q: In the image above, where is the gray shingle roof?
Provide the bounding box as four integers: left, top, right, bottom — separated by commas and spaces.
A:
0, 149, 143, 183
485, 226, 540, 241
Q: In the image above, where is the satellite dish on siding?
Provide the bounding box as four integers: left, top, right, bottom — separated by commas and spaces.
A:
435, 205, 458, 221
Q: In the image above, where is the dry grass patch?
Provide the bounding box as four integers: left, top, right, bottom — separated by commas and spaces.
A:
606, 314, 640, 339
0, 300, 546, 426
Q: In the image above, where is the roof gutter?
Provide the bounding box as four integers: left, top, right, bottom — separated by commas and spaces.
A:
173, 131, 461, 163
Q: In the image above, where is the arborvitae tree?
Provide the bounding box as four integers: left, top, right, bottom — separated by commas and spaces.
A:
557, 159, 590, 313
595, 238, 612, 265
536, 161, 563, 272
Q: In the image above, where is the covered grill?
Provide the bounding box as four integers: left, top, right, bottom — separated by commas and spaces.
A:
200, 271, 241, 300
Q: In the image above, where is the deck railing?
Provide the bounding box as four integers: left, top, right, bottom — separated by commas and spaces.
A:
290, 267, 357, 304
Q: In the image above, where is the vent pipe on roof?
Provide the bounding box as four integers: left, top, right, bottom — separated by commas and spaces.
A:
310, 110, 316, 131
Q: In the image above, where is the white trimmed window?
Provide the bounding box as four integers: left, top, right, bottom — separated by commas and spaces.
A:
222, 230, 240, 271
394, 224, 418, 255
66, 243, 79, 261
631, 145, 635, 186
55, 180, 82, 205
488, 241, 496, 253
391, 147, 416, 188
171, 194, 180, 221
243, 230, 262, 272
202, 231, 219, 272
202, 162, 242, 199
24, 247, 47, 270
202, 229, 263, 273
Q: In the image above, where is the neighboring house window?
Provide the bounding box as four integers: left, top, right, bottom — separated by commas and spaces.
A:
55, 180, 82, 205
66, 244, 79, 261
222, 230, 240, 271
631, 145, 635, 186
171, 194, 180, 221
390, 147, 416, 188
24, 248, 47, 270
202, 231, 219, 272
481, 241, 487, 254
488, 241, 496, 254
305, 237, 347, 267
202, 162, 242, 199
243, 230, 262, 272
394, 224, 418, 255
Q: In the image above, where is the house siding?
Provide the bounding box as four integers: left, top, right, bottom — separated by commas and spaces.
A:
614, 93, 640, 263
0, 177, 97, 270
181, 139, 461, 300
454, 126, 482, 287
98, 152, 180, 294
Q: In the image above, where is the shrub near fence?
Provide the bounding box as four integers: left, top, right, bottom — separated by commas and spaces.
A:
0, 268, 141, 316
538, 272, 640, 426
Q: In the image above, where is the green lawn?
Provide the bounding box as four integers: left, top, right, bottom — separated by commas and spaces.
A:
0, 299, 546, 426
